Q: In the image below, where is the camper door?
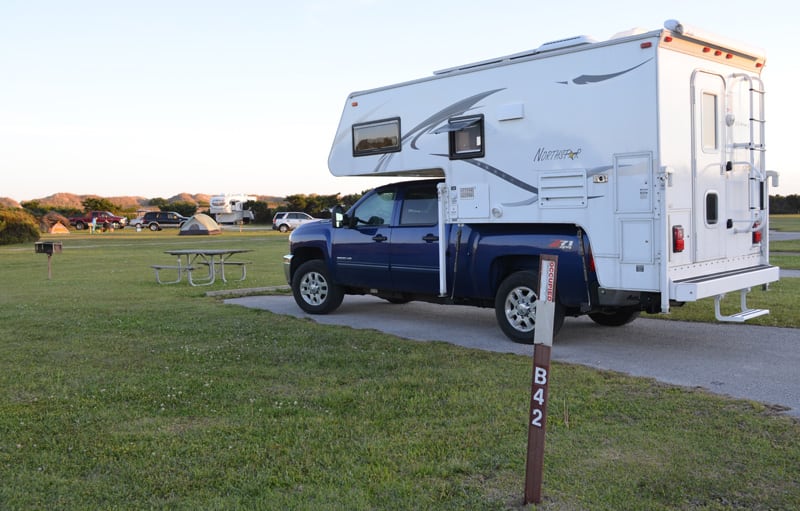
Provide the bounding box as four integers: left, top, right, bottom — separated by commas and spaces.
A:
691, 70, 758, 263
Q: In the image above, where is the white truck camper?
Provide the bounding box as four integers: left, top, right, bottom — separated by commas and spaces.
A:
328, 19, 781, 322
209, 193, 257, 224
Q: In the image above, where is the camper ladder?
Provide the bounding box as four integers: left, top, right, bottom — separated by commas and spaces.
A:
729, 74, 767, 234
714, 288, 769, 322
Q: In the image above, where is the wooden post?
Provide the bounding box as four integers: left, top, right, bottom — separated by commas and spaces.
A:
524, 255, 558, 505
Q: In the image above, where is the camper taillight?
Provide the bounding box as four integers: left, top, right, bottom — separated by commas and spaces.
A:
753, 222, 763, 244
672, 225, 685, 253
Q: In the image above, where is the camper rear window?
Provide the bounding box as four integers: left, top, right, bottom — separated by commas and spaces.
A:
701, 92, 718, 150
353, 118, 401, 156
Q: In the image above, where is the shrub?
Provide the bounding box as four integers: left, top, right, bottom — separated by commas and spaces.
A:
0, 209, 40, 245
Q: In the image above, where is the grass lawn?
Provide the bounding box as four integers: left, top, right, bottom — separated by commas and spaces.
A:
1, 229, 798, 510
769, 214, 800, 232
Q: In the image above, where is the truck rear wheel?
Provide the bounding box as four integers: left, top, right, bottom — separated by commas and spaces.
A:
495, 271, 564, 344
291, 260, 344, 314
588, 308, 639, 326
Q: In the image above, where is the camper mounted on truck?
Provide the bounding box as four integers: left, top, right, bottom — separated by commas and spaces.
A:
285, 19, 780, 343
209, 193, 256, 224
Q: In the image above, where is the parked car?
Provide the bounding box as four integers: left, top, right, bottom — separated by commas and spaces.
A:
68, 210, 127, 230
133, 211, 190, 231
272, 212, 319, 232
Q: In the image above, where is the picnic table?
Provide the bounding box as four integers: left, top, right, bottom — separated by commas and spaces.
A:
152, 248, 253, 286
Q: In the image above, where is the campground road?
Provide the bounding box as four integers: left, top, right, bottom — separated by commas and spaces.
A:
226, 294, 800, 418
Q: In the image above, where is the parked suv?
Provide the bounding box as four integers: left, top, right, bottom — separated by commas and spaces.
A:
272, 212, 318, 232
133, 211, 190, 231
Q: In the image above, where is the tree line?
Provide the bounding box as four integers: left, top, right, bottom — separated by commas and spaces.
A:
770, 194, 800, 214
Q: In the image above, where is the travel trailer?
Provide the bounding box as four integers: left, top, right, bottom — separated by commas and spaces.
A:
209, 193, 256, 224
285, 19, 780, 343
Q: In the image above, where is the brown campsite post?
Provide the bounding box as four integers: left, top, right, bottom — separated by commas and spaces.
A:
524, 254, 558, 504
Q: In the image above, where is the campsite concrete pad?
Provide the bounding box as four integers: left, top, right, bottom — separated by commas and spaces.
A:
226, 294, 800, 418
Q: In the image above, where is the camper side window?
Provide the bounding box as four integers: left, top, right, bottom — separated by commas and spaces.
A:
445, 115, 484, 160
353, 118, 401, 156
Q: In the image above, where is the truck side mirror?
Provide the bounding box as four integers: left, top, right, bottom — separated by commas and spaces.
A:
331, 205, 345, 228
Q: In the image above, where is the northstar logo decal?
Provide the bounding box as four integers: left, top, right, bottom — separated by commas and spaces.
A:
534, 147, 581, 162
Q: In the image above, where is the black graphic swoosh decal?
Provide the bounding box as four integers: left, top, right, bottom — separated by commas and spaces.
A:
569, 58, 652, 85
460, 159, 538, 194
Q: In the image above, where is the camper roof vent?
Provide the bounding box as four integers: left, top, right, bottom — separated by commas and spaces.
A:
535, 35, 597, 53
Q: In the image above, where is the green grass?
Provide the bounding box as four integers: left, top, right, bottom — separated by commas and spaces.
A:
1, 229, 799, 510
771, 254, 800, 270
770, 214, 800, 232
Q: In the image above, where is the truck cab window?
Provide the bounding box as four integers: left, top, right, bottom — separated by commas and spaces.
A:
400, 187, 438, 225
352, 190, 396, 226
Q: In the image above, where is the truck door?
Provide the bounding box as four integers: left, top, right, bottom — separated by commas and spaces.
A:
331, 189, 395, 289
389, 182, 441, 293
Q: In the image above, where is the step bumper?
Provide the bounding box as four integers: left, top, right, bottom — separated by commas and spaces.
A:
670, 265, 780, 302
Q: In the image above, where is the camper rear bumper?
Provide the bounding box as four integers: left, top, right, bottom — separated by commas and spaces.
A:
670, 265, 780, 302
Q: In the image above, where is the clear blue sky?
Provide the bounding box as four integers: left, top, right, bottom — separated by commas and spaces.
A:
1, 0, 797, 202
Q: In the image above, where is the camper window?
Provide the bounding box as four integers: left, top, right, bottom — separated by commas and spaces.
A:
701, 92, 718, 151
437, 115, 484, 159
706, 192, 719, 225
353, 118, 401, 156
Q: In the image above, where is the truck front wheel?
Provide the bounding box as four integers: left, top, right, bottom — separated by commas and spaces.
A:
495, 271, 564, 344
291, 260, 344, 314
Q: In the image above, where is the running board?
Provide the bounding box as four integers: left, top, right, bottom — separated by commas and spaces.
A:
714, 288, 769, 322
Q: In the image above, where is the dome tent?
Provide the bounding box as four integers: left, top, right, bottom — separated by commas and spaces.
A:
49, 222, 70, 234
179, 213, 221, 236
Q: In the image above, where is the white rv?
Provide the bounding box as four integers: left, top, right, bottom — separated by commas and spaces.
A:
209, 193, 256, 224
327, 19, 780, 323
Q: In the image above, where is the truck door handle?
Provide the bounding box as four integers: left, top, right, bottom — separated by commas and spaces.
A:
422, 234, 439, 243
372, 234, 388, 242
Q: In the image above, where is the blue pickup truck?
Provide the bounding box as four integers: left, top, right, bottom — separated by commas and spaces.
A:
283, 179, 642, 343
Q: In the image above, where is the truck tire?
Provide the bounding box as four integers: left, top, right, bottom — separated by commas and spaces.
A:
588, 308, 639, 326
149, 223, 160, 231
291, 260, 344, 314
495, 270, 564, 344
75, 222, 86, 230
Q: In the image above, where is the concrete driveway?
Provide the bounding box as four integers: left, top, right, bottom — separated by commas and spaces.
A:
226, 294, 800, 418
